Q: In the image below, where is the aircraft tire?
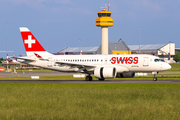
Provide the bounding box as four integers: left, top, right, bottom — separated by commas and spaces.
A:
89, 76, 92, 81
98, 78, 105, 81
86, 76, 92, 81
153, 77, 157, 81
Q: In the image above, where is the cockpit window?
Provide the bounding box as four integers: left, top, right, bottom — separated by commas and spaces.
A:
159, 59, 165, 62
154, 59, 159, 62
154, 59, 165, 62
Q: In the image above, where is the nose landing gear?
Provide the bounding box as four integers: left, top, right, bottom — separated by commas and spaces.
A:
152, 72, 158, 81
153, 75, 157, 81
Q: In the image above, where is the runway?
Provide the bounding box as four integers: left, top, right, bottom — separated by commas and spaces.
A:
0, 80, 180, 84
0, 71, 73, 77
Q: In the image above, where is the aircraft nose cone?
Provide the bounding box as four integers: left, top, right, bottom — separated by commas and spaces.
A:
165, 63, 171, 70
161, 63, 171, 71
167, 64, 171, 70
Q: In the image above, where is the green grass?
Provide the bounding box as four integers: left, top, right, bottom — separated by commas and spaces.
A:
0, 83, 179, 120
1, 74, 180, 80
1, 63, 180, 80
169, 63, 180, 71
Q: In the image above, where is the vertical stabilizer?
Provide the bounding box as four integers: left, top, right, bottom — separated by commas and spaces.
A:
20, 27, 51, 57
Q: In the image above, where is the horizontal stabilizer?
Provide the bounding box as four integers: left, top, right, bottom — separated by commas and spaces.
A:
12, 57, 36, 62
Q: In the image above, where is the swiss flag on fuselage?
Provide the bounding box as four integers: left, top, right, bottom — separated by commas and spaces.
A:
20, 27, 46, 52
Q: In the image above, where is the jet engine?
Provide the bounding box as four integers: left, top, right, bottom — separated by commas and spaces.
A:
116, 72, 135, 78
94, 66, 117, 79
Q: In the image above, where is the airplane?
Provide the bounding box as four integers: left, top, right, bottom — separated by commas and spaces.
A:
15, 27, 171, 81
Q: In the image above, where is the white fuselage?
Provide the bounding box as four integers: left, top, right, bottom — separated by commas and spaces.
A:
21, 54, 171, 73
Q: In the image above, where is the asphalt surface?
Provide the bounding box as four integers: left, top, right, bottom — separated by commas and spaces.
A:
0, 80, 180, 84
0, 71, 73, 77
1, 71, 180, 84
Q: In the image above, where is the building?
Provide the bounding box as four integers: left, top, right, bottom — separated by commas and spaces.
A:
58, 40, 130, 55
58, 41, 175, 61
59, 46, 99, 55
1, 60, 39, 69
175, 48, 180, 54
96, 40, 131, 54
128, 43, 175, 60
20, 63, 39, 69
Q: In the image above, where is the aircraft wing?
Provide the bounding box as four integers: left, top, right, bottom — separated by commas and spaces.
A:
55, 61, 96, 70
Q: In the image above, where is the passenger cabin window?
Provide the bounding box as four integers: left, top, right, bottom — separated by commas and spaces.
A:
98, 13, 102, 17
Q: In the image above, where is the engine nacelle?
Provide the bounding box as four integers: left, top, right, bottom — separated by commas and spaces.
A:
94, 67, 117, 79
116, 72, 135, 78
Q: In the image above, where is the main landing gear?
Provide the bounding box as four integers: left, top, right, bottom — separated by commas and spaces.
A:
85, 75, 92, 81
98, 78, 105, 81
85, 75, 105, 81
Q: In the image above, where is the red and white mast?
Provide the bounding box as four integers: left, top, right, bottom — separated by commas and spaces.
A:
6, 22, 9, 72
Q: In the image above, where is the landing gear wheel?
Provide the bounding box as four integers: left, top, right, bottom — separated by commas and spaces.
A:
153, 73, 157, 81
86, 76, 92, 81
98, 78, 105, 81
153, 77, 157, 81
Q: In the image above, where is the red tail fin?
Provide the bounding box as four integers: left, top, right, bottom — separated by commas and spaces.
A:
20, 27, 46, 52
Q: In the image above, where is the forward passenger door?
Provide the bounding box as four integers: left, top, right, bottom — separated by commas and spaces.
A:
143, 57, 149, 67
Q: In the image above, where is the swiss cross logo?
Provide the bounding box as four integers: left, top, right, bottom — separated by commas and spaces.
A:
24, 35, 35, 48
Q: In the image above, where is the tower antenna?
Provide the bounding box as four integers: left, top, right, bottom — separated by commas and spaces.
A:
108, 0, 110, 11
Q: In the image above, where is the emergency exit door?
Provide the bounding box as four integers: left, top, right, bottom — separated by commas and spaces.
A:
143, 57, 149, 66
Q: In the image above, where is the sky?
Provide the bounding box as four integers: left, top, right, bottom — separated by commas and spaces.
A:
0, 0, 180, 58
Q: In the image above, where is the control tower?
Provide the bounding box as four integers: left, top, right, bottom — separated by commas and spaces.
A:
96, 6, 113, 54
